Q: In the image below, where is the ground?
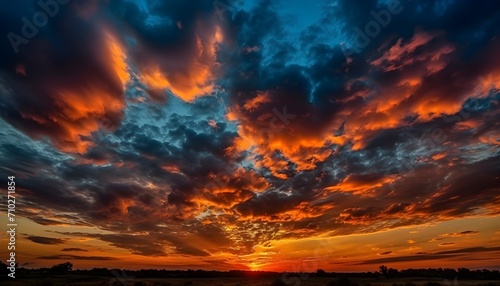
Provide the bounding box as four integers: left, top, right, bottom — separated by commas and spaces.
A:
1, 276, 500, 286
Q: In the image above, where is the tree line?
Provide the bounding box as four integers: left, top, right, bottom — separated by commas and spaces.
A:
1, 261, 500, 280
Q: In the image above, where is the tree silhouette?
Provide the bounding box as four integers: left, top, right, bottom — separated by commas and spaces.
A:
379, 265, 388, 276
48, 262, 73, 274
0, 261, 9, 275
388, 268, 398, 278
317, 269, 327, 277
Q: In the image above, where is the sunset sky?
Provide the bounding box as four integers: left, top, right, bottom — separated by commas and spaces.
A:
0, 0, 499, 272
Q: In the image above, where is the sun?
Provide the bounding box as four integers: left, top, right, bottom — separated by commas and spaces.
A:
248, 262, 262, 271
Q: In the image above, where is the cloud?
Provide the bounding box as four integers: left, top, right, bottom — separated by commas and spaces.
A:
378, 251, 392, 255
357, 247, 500, 265
439, 242, 456, 246
357, 254, 459, 265
108, 0, 225, 102
441, 231, 479, 237
26, 236, 65, 245
0, 3, 130, 153
37, 255, 118, 261
0, 0, 499, 271
371, 31, 453, 73
61, 248, 88, 252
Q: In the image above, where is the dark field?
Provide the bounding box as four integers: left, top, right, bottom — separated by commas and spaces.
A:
2, 276, 500, 286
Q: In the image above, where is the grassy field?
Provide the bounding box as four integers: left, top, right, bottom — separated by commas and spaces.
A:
2, 276, 500, 286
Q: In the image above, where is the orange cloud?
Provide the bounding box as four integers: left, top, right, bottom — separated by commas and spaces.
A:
12, 32, 130, 154
325, 174, 396, 196
177, 167, 270, 218
140, 25, 223, 102
106, 32, 131, 86
440, 230, 479, 237
243, 92, 271, 111
47, 89, 124, 153
226, 102, 346, 177
371, 31, 443, 71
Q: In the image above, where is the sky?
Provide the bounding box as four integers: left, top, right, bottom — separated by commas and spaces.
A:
0, 0, 499, 272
